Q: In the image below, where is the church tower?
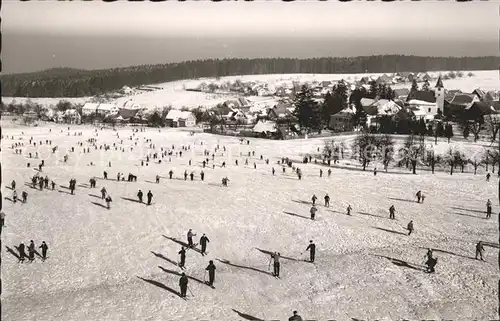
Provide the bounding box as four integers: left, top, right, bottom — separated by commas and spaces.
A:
434, 76, 445, 115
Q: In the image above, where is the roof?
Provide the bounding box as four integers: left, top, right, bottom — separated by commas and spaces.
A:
118, 108, 139, 119
435, 76, 444, 89
410, 91, 436, 103
376, 100, 402, 116
466, 101, 496, 114
97, 104, 117, 111
449, 93, 475, 106
484, 91, 500, 102
407, 99, 436, 107
165, 109, 193, 121
253, 120, 277, 133
393, 88, 410, 97
473, 88, 486, 99
360, 98, 376, 107
397, 72, 414, 78
82, 103, 99, 110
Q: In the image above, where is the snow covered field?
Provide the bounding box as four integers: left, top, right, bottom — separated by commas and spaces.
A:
2, 123, 498, 321
3, 70, 498, 111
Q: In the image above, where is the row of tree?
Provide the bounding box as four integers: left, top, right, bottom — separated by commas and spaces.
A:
327, 132, 500, 176
2, 55, 498, 97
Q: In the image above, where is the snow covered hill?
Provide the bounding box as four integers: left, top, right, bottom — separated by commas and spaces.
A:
1, 124, 498, 321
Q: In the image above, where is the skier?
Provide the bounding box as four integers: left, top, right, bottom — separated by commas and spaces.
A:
205, 260, 216, 286
101, 187, 107, 199
200, 170, 205, 181
12, 190, 18, 203
137, 190, 143, 203
187, 229, 196, 248
289, 310, 304, 321
319, 169, 323, 177
190, 172, 194, 181
305, 240, 316, 263
311, 194, 317, 206
156, 175, 160, 184
324, 194, 330, 207
18, 242, 26, 263
425, 256, 437, 273
486, 173, 491, 181
184, 171, 188, 181
169, 170, 173, 179
271, 252, 281, 277
346, 204, 352, 216
328, 169, 332, 177
475, 241, 485, 261
407, 220, 414, 235
39, 241, 48, 260
28, 240, 36, 262
200, 234, 210, 256
374, 167, 377, 176
272, 167, 275, 176
147, 190, 153, 205
22, 191, 28, 203
424, 248, 433, 262
179, 273, 188, 298
11, 180, 16, 190
0, 211, 5, 229
51, 181, 56, 190
486, 199, 492, 219
105, 195, 112, 209
103, 171, 108, 179
389, 205, 396, 219
310, 205, 317, 220
178, 247, 186, 268
416, 191, 422, 203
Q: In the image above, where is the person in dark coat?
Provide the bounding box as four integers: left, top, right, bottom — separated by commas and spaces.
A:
311, 194, 317, 206
39, 241, 48, 260
147, 190, 153, 205
187, 229, 196, 248
178, 247, 186, 268
190, 172, 194, 181
425, 256, 437, 273
200, 170, 205, 181
205, 260, 216, 286
137, 190, 143, 203
476, 241, 485, 261
169, 170, 173, 179
22, 191, 28, 203
389, 205, 396, 219
324, 194, 330, 207
486, 199, 492, 219
407, 220, 414, 235
200, 234, 210, 256
18, 242, 26, 263
305, 240, 316, 263
179, 273, 188, 298
272, 252, 281, 277
28, 240, 36, 262
289, 310, 303, 321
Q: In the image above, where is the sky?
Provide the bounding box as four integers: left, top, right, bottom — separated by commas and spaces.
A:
2, 1, 499, 74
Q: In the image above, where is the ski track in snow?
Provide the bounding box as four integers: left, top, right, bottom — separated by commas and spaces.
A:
1, 124, 498, 321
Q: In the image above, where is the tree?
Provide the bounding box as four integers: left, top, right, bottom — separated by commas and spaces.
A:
443, 147, 456, 175
368, 81, 378, 99
378, 134, 395, 171
400, 134, 424, 174
469, 152, 483, 175
351, 131, 378, 171
444, 123, 454, 143
484, 115, 500, 141
148, 111, 164, 127
467, 72, 475, 77
293, 85, 322, 134
421, 80, 431, 91
462, 123, 470, 139
56, 100, 73, 112
469, 121, 483, 142
191, 106, 205, 124
425, 150, 437, 174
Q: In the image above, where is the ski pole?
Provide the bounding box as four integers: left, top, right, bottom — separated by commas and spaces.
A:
188, 286, 194, 297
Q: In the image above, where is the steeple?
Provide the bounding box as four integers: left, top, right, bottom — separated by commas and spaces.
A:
435, 76, 444, 89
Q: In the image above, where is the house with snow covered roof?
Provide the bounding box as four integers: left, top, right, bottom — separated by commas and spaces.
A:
165, 109, 196, 127
97, 103, 119, 116
82, 103, 99, 116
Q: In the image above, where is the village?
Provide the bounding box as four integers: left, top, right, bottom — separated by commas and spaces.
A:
4, 71, 500, 143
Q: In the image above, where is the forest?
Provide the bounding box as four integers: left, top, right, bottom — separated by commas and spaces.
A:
1, 55, 499, 98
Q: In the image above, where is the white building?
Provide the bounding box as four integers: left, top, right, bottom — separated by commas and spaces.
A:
97, 103, 119, 116
82, 103, 99, 116
165, 109, 196, 127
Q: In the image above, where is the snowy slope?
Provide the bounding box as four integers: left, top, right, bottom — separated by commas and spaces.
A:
1, 125, 498, 321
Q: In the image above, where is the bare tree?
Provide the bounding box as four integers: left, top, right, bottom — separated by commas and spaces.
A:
484, 115, 500, 141
399, 135, 424, 174
469, 121, 483, 142
351, 132, 378, 171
